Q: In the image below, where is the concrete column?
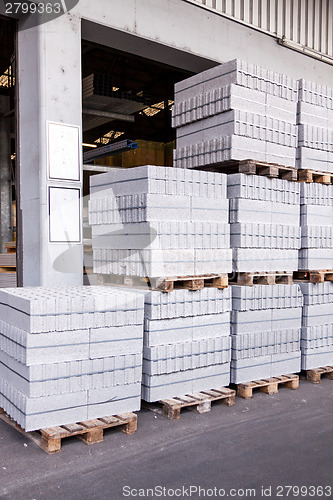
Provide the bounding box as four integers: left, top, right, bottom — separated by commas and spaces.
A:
17, 13, 83, 286
0, 96, 12, 253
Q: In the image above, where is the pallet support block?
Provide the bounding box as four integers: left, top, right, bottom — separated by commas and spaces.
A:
80, 427, 104, 445
41, 435, 62, 454
120, 413, 138, 435
257, 275, 276, 285
294, 271, 333, 284
257, 165, 279, 178
306, 366, 333, 384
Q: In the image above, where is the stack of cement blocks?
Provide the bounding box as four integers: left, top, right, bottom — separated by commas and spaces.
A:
172, 59, 298, 169
299, 282, 333, 370
297, 80, 333, 173
0, 287, 144, 431
231, 284, 303, 383
227, 173, 301, 272
89, 165, 232, 278
299, 183, 333, 271
141, 288, 231, 402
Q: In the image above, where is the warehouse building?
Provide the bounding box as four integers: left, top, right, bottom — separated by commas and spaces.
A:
0, 0, 332, 287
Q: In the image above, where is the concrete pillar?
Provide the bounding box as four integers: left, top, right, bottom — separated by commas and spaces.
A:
17, 13, 83, 286
0, 96, 12, 253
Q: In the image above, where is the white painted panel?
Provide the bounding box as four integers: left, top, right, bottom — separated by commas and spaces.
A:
320, 0, 327, 54
48, 122, 80, 181
313, 0, 321, 51
225, 0, 233, 16
298, 0, 306, 46
293, 0, 301, 44
189, 0, 333, 58
234, 0, 242, 19
260, 0, 268, 32
327, 6, 332, 55
284, 0, 291, 40
49, 187, 81, 243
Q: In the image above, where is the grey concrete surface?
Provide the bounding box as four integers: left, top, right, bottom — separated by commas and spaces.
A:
0, 378, 332, 500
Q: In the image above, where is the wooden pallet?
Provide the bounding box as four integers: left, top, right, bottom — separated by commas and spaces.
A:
0, 253, 16, 267
4, 241, 16, 254
0, 409, 137, 454
0, 249, 17, 287
0, 273, 17, 287
202, 159, 298, 181
97, 273, 228, 292
305, 366, 333, 384
144, 387, 236, 420
229, 272, 293, 286
293, 270, 333, 284
236, 374, 299, 399
298, 169, 333, 185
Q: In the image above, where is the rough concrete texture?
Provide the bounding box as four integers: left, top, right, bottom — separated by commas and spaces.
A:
0, 377, 332, 500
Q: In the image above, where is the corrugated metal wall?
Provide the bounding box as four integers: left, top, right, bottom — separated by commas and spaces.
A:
188, 0, 333, 58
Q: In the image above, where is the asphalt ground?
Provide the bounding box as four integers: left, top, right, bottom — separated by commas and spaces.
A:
0, 376, 332, 500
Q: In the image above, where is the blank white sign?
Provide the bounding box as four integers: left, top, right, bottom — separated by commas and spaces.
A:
48, 122, 80, 181
49, 187, 81, 243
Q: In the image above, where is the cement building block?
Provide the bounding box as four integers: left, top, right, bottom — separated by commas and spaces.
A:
270, 352, 301, 376
271, 308, 302, 331
231, 283, 303, 311
89, 325, 143, 359
301, 347, 333, 370
144, 312, 231, 347
302, 304, 333, 327
88, 382, 141, 406
297, 147, 330, 171
232, 248, 299, 273
175, 60, 297, 102
300, 206, 333, 226
23, 406, 89, 433
231, 310, 272, 334
299, 249, 333, 270
191, 197, 229, 222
